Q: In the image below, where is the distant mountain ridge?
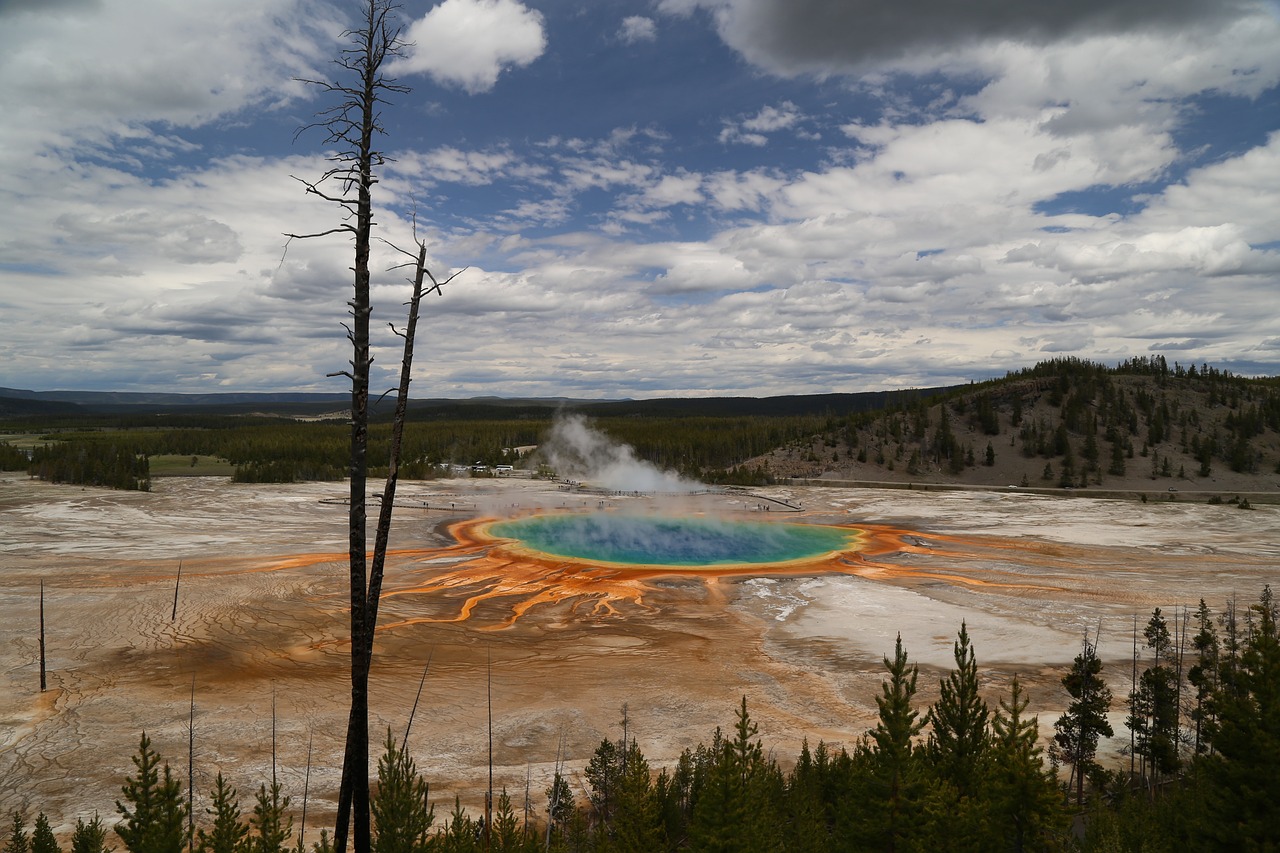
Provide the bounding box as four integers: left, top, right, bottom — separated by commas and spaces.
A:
0, 386, 955, 419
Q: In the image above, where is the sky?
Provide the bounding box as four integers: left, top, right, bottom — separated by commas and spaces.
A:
1, 0, 1278, 399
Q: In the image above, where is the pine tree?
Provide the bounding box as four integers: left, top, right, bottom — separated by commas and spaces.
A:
115, 733, 189, 853
1052, 635, 1113, 805
490, 789, 521, 853
688, 699, 781, 853
6, 813, 30, 853
246, 782, 292, 853
584, 737, 622, 826
1188, 598, 1221, 755
928, 622, 990, 797
196, 774, 247, 853
1195, 586, 1280, 850
607, 742, 661, 853
31, 815, 59, 853
70, 815, 109, 853
435, 799, 475, 853
371, 729, 433, 853
1128, 608, 1180, 785
921, 623, 992, 852
842, 635, 926, 852
987, 677, 1066, 852
783, 741, 828, 853
544, 772, 574, 838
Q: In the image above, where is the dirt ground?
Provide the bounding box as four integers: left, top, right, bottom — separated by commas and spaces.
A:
1, 474, 1277, 838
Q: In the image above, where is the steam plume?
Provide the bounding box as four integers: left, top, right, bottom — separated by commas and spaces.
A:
539, 414, 701, 493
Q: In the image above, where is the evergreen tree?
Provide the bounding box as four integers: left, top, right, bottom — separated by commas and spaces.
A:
927, 622, 990, 796
1052, 636, 1113, 805
195, 774, 247, 853
435, 799, 475, 853
688, 699, 781, 853
584, 737, 622, 825
1128, 608, 1180, 784
1108, 439, 1126, 476
245, 783, 291, 853
921, 623, 992, 852
371, 730, 433, 853
782, 741, 828, 853
840, 635, 926, 852
31, 815, 59, 853
490, 789, 522, 853
607, 742, 661, 853
1188, 599, 1221, 755
987, 677, 1066, 852
1195, 586, 1280, 850
544, 772, 574, 838
115, 733, 189, 853
6, 814, 29, 853
70, 815, 110, 853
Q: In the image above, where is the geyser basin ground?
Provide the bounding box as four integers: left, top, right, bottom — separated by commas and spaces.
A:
486, 514, 858, 567
2, 475, 1277, 828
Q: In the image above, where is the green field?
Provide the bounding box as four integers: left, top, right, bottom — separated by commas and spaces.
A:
0, 432, 49, 451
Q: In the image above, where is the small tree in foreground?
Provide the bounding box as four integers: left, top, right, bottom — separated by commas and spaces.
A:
31, 815, 58, 853
371, 729, 433, 853
195, 774, 246, 853
70, 814, 110, 853
115, 733, 188, 853
6, 813, 30, 853
1052, 634, 1113, 806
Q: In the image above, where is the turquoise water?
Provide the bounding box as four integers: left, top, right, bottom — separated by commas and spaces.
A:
488, 514, 854, 566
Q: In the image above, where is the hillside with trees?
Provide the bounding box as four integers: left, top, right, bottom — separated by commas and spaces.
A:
752, 356, 1280, 498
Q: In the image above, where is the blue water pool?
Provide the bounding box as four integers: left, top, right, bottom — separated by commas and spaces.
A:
488, 513, 855, 567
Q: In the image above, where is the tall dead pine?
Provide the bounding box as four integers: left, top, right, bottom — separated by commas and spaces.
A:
288, 4, 460, 852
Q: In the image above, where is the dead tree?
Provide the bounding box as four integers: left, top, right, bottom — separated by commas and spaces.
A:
286, 3, 407, 851
288, 4, 459, 851
39, 580, 47, 692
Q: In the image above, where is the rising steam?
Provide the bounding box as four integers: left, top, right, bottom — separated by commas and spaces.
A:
538, 413, 701, 493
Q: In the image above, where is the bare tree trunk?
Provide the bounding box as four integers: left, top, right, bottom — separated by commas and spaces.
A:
299, 730, 313, 853
289, 6, 462, 851
172, 561, 182, 622
39, 580, 46, 692
188, 677, 196, 853
1130, 614, 1137, 780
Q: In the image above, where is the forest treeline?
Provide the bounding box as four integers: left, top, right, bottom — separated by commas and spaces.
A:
7, 588, 1276, 853
5, 356, 1280, 488
4, 415, 825, 486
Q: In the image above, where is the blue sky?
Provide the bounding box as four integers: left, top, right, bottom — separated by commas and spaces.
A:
1, 0, 1278, 398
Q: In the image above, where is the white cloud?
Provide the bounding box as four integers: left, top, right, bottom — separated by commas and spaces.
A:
0, 0, 328, 157
618, 15, 657, 44
392, 0, 546, 93
639, 173, 705, 208
720, 101, 803, 145
742, 101, 801, 132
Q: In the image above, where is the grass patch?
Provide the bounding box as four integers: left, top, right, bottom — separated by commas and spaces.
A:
0, 433, 52, 451
148, 454, 235, 477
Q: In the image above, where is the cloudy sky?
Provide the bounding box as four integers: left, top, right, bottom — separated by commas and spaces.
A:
1, 0, 1278, 398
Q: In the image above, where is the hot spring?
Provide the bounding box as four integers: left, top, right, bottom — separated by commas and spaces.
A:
486, 513, 858, 567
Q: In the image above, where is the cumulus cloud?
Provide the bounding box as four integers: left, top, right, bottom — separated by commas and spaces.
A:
720, 101, 803, 145
392, 0, 546, 93
618, 15, 657, 43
